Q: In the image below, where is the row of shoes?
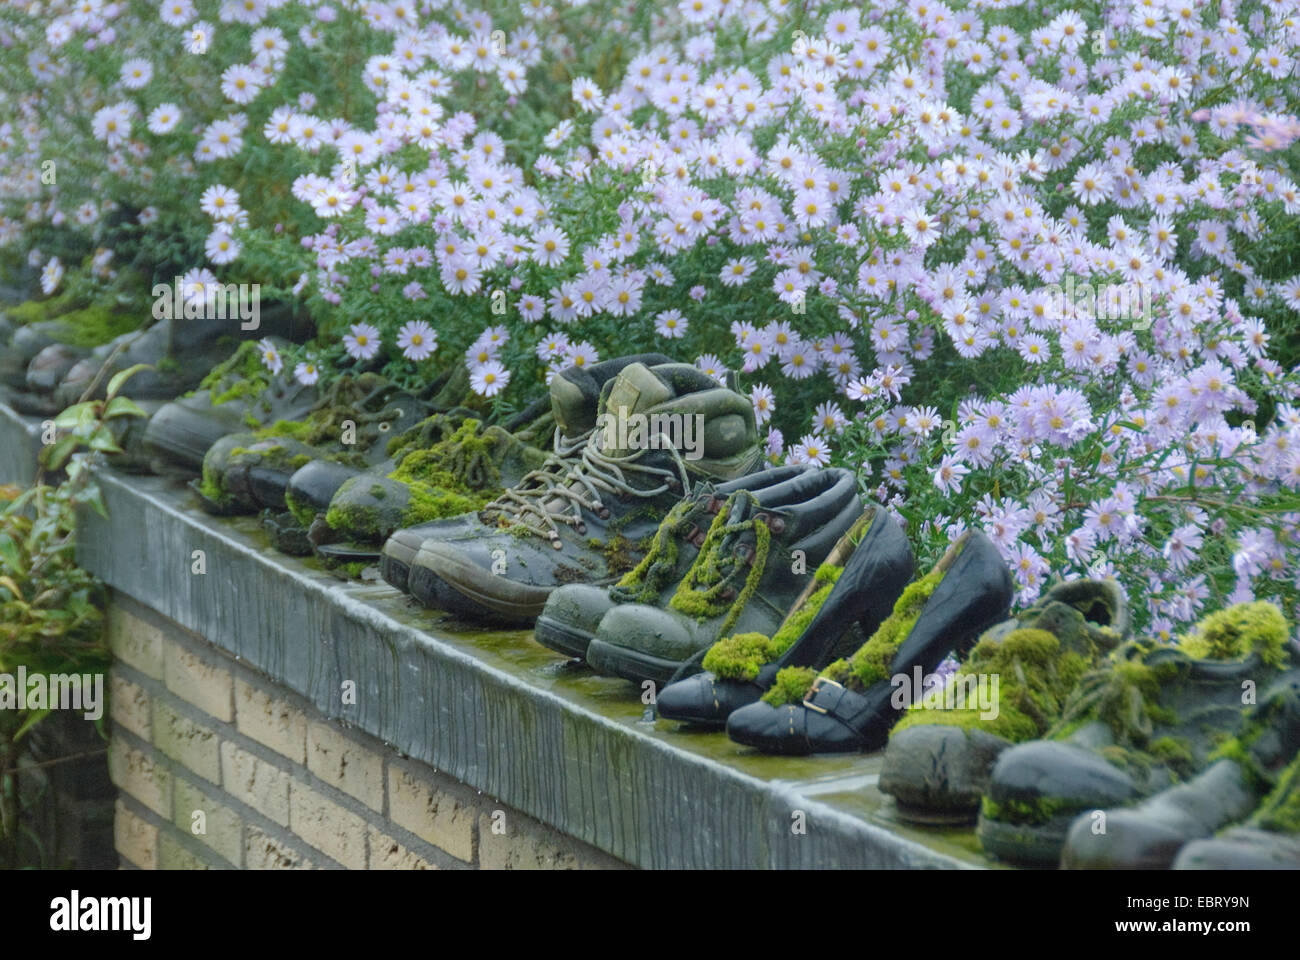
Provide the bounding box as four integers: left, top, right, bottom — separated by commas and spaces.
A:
0, 285, 311, 419
7, 304, 1297, 870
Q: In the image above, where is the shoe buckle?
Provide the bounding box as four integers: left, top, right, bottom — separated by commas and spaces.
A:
802, 676, 843, 714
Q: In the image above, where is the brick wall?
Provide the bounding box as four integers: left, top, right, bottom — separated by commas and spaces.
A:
105, 593, 627, 870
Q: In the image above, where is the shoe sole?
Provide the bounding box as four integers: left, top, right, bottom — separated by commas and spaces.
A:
533, 615, 595, 660
379, 552, 412, 593
586, 637, 688, 687
976, 812, 1074, 866
406, 557, 538, 625
891, 802, 979, 827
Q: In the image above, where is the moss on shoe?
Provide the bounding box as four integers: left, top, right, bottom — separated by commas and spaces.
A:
1177, 601, 1289, 668
667, 492, 772, 638
761, 665, 821, 707
704, 563, 844, 681
5, 290, 82, 325
1253, 753, 1300, 834
890, 627, 1093, 743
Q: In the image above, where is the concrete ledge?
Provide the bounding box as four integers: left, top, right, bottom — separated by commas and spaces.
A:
1, 401, 986, 868
0, 401, 42, 486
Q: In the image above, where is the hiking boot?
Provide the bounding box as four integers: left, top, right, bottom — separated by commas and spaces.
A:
1063, 666, 1300, 869
535, 465, 815, 661
655, 501, 914, 726
141, 340, 319, 475
977, 601, 1297, 866
584, 468, 864, 685
298, 391, 559, 549
877, 579, 1129, 824
1173, 749, 1300, 869
404, 360, 762, 623
724, 530, 1013, 755
196, 374, 429, 515
374, 351, 665, 590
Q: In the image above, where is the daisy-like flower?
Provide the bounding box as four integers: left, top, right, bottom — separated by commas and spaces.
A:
790, 433, 832, 467
159, 0, 197, 27
470, 359, 510, 397
343, 322, 382, 361
120, 58, 153, 90
40, 256, 63, 295
205, 229, 241, 265
294, 360, 320, 386
147, 103, 182, 135
751, 384, 775, 424
565, 341, 599, 370
184, 21, 213, 55
396, 320, 437, 361
933, 455, 970, 494
696, 353, 728, 384
199, 184, 241, 220
571, 76, 604, 113
258, 339, 283, 375
221, 64, 263, 104
655, 309, 687, 338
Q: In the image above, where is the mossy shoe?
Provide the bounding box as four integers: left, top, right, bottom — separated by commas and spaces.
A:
196, 374, 428, 515
0, 300, 142, 414
584, 469, 864, 686
53, 299, 308, 409
405, 360, 762, 624
310, 414, 550, 556
535, 465, 815, 661
142, 340, 318, 475
655, 501, 914, 726
1173, 749, 1300, 869
1063, 666, 1300, 869
877, 579, 1129, 824
724, 530, 1013, 756
977, 601, 1297, 866
379, 352, 670, 592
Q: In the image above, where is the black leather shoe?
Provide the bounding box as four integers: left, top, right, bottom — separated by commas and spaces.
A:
724, 530, 1012, 755
656, 501, 913, 726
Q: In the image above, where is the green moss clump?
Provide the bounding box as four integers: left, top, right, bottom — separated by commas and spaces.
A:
1253, 753, 1300, 834
284, 488, 318, 529
668, 493, 772, 638
258, 419, 316, 442
401, 481, 479, 526
891, 627, 1094, 744
760, 666, 821, 707
48, 305, 139, 347
198, 463, 231, 506
1177, 601, 1289, 667
5, 290, 82, 325
1150, 736, 1196, 779
828, 558, 949, 692
704, 563, 843, 680
980, 793, 1074, 826
611, 498, 693, 602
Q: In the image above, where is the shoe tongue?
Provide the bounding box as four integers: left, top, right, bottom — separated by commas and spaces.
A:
603, 362, 674, 419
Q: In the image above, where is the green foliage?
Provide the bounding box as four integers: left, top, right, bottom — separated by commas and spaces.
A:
0, 366, 146, 866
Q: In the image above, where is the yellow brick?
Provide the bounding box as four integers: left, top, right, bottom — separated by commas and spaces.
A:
307, 722, 383, 812
107, 739, 171, 818
164, 640, 234, 722
152, 700, 220, 783
475, 810, 589, 870
114, 800, 157, 869
387, 766, 475, 864
235, 678, 306, 764
220, 740, 290, 827
106, 605, 163, 680
245, 826, 313, 870
109, 672, 151, 740
173, 778, 242, 867
289, 782, 367, 870
158, 833, 211, 870
367, 827, 434, 870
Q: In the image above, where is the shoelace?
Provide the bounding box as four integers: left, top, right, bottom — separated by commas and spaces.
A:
482, 426, 692, 549
668, 493, 772, 639
609, 496, 706, 604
